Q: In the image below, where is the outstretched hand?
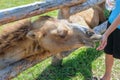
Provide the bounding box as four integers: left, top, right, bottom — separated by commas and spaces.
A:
97, 35, 108, 50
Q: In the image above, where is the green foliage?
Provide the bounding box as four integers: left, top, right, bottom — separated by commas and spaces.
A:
104, 9, 111, 19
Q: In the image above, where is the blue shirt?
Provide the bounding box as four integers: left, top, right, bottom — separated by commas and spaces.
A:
108, 0, 120, 29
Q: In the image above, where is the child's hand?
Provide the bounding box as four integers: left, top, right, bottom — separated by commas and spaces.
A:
97, 35, 108, 50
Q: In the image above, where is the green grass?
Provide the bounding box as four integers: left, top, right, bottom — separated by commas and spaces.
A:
0, 0, 44, 9
0, 0, 58, 31
13, 47, 104, 80
1, 0, 120, 80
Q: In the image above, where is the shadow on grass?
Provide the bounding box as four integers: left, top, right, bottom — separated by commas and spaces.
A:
36, 47, 103, 80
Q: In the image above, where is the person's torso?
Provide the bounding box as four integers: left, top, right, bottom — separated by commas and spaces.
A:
108, 0, 120, 29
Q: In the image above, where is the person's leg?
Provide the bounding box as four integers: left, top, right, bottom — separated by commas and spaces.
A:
101, 54, 114, 80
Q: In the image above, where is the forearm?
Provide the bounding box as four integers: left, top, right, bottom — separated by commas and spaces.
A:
104, 14, 120, 37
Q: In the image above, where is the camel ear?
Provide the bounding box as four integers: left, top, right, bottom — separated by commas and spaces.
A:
26, 31, 43, 40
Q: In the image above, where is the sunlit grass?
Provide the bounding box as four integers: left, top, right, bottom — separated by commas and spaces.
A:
0, 0, 44, 9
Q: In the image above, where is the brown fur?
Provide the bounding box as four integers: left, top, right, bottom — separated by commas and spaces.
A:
68, 5, 106, 29
0, 4, 106, 69
0, 16, 101, 69
0, 10, 104, 69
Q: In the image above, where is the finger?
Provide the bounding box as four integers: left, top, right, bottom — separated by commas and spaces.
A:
97, 42, 107, 50
101, 41, 107, 50
96, 40, 103, 50
97, 40, 107, 50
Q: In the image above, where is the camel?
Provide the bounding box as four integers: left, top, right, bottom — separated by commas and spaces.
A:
0, 16, 102, 70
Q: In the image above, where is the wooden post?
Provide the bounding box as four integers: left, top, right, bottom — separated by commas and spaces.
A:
58, 7, 70, 19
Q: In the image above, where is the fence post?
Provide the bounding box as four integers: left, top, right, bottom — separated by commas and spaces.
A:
46, 0, 71, 19
58, 7, 70, 19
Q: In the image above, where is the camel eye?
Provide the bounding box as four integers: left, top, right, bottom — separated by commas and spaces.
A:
86, 31, 94, 37
59, 34, 66, 38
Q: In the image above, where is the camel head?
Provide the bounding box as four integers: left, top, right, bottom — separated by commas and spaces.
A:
27, 16, 102, 53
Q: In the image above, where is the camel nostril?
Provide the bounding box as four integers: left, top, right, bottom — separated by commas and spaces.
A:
57, 29, 68, 38
59, 34, 66, 38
